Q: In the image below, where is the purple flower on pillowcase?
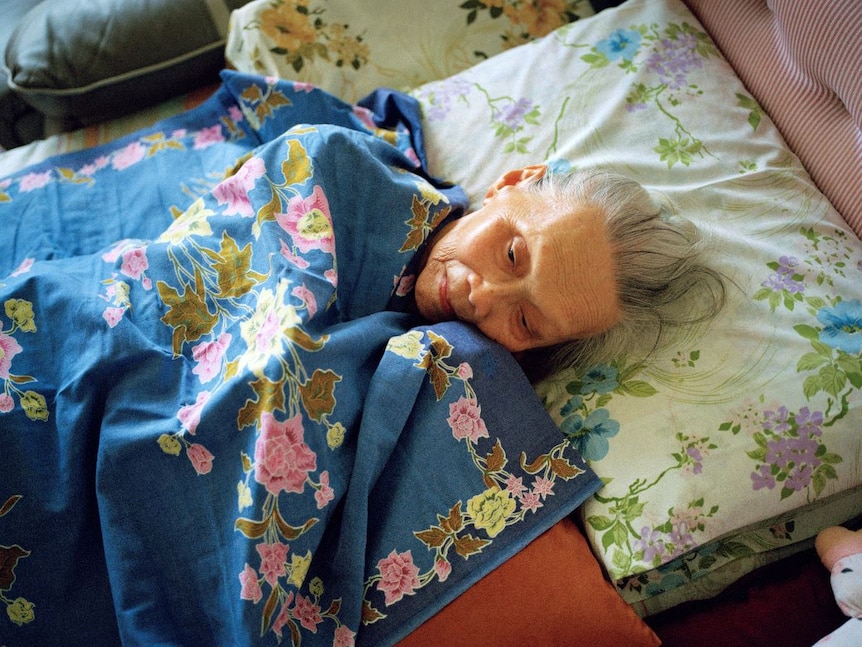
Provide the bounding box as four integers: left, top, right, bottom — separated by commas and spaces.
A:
416, 77, 472, 121
493, 98, 534, 130
635, 526, 667, 563
646, 33, 703, 90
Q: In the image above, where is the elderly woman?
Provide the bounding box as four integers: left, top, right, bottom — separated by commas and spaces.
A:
416, 164, 726, 377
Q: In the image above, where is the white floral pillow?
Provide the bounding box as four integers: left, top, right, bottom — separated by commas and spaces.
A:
411, 0, 862, 616
225, 0, 596, 103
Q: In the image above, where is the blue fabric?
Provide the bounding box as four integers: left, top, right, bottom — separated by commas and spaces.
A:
0, 71, 601, 646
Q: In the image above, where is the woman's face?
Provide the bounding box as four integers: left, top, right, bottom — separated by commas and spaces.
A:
414, 171, 620, 353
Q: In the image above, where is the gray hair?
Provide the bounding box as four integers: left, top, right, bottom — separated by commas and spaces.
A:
521, 168, 727, 379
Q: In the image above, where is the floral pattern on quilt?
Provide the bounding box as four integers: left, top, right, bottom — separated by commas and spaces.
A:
0, 71, 601, 645
0, 299, 44, 421
0, 495, 33, 627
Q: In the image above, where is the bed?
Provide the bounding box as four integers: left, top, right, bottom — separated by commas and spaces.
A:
1, 0, 859, 646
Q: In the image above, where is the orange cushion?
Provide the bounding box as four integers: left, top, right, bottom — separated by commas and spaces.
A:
398, 517, 660, 647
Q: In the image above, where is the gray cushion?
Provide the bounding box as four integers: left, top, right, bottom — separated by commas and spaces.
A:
5, 0, 250, 121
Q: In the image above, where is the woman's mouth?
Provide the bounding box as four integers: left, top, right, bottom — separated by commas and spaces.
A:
440, 275, 455, 318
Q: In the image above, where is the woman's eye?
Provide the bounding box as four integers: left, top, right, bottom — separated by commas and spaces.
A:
507, 245, 516, 265
520, 311, 529, 331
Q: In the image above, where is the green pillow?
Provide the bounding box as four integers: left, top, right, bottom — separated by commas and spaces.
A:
5, 0, 250, 121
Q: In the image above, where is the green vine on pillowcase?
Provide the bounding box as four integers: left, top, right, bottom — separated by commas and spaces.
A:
550, 359, 719, 579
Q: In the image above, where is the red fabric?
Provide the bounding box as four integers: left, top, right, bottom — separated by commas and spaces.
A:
647, 547, 847, 647
398, 517, 660, 647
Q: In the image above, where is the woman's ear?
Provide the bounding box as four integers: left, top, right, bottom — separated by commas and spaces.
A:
483, 165, 547, 203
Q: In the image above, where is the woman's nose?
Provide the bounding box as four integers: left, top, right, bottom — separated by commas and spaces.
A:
467, 272, 511, 319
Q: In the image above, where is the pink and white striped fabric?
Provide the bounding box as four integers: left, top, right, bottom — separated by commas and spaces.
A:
684, 0, 862, 239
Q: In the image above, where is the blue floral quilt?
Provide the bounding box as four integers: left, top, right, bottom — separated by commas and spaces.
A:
0, 72, 600, 646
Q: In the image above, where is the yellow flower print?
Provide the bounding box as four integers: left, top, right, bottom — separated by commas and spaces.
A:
237, 481, 253, 511
6, 597, 35, 626
158, 198, 215, 244
4, 299, 36, 333
260, 5, 317, 52
507, 0, 568, 38
158, 433, 183, 456
326, 422, 346, 449
414, 180, 449, 207
288, 549, 312, 588
20, 391, 48, 422
386, 331, 425, 360
239, 280, 301, 375
467, 487, 516, 538
309, 576, 324, 597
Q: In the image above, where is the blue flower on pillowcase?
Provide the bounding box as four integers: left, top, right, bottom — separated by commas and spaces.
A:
578, 364, 619, 395
560, 408, 620, 461
595, 29, 642, 62
817, 299, 862, 354
545, 159, 572, 175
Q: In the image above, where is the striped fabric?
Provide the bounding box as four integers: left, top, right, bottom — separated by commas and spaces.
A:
684, 0, 862, 239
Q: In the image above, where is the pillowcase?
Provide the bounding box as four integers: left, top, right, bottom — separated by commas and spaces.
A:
5, 0, 250, 121
225, 0, 600, 104
397, 517, 660, 647
409, 0, 862, 618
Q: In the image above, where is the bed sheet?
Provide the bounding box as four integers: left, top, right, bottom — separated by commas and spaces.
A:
401, 0, 862, 615
0, 71, 601, 646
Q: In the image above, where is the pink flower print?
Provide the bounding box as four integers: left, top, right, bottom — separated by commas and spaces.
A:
191, 333, 233, 383
292, 285, 317, 319
102, 307, 126, 328
254, 412, 317, 496
532, 476, 554, 500
447, 396, 489, 444
433, 558, 451, 583
293, 594, 322, 632
19, 170, 52, 192
193, 124, 224, 150
120, 247, 149, 280
239, 563, 263, 603
228, 105, 244, 123
293, 82, 315, 93
333, 625, 356, 647
324, 269, 338, 287
102, 240, 132, 263
213, 156, 267, 217
256, 541, 289, 586
376, 549, 421, 606
10, 258, 34, 277
504, 475, 527, 496
0, 393, 14, 413
112, 141, 147, 170
315, 470, 334, 509
187, 443, 214, 474
393, 273, 415, 297
456, 362, 473, 380
519, 490, 543, 513
277, 186, 335, 254
279, 240, 311, 270
352, 106, 377, 131
177, 391, 211, 434
0, 333, 23, 378
78, 155, 109, 176
272, 593, 295, 639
